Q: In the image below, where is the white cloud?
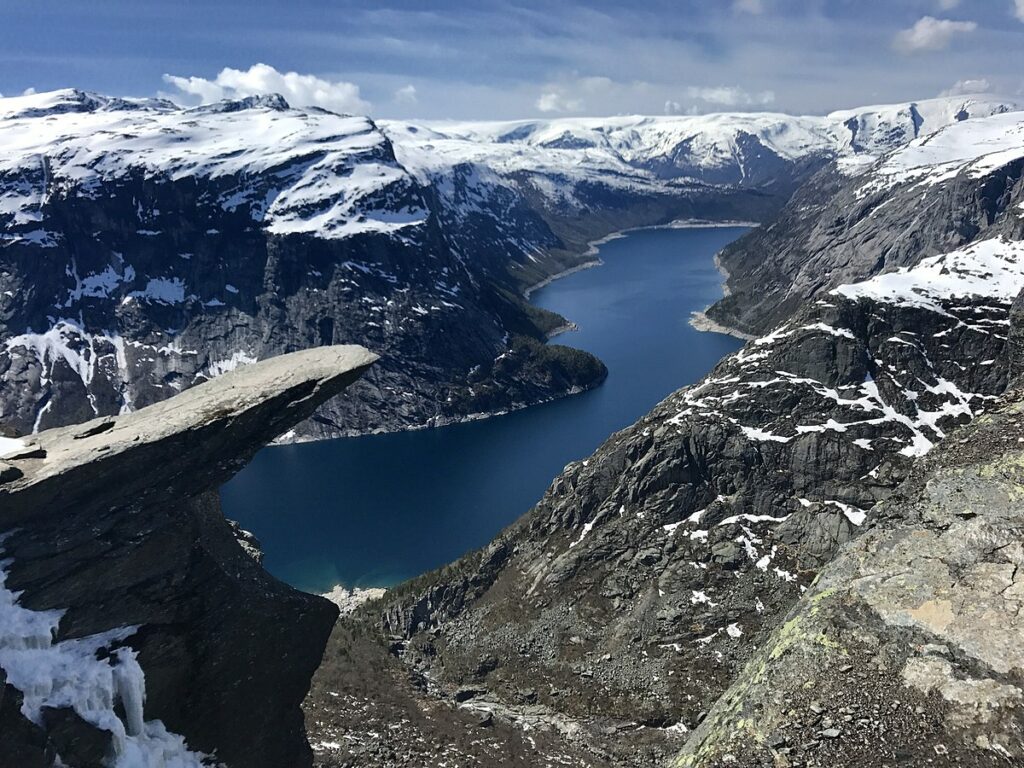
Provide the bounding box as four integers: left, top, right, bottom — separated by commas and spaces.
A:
1015, 0, 1024, 22
733, 0, 764, 14
0, 88, 37, 99
684, 85, 775, 107
893, 16, 977, 53
162, 63, 369, 114
393, 84, 418, 105
530, 75, 657, 116
536, 91, 584, 113
939, 77, 992, 96
665, 100, 701, 116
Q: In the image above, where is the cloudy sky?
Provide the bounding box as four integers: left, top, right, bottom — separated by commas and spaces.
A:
2, 0, 1023, 119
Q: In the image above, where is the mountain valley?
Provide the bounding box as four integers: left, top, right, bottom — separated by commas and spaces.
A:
2, 90, 1014, 440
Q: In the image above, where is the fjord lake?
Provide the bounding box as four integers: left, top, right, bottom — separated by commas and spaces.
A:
220, 225, 747, 593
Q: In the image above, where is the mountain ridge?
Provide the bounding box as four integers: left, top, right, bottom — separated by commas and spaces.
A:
1, 89, 1017, 441
707, 106, 1024, 336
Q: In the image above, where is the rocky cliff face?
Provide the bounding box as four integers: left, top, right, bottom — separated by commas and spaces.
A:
0, 345, 375, 768
675, 389, 1024, 766
304, 113, 1024, 768
708, 109, 1024, 336
0, 90, 615, 442
1, 90, 1013, 441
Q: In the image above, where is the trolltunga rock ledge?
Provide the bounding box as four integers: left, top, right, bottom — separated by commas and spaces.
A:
0, 345, 376, 768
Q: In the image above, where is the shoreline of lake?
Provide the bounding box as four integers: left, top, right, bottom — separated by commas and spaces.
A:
222, 225, 749, 594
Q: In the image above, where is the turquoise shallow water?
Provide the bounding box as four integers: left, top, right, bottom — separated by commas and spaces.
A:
220, 226, 747, 593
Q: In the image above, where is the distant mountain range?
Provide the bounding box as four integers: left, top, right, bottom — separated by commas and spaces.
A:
0, 89, 1018, 439
383, 95, 1017, 188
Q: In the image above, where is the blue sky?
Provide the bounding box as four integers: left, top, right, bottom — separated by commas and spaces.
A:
1, 0, 1023, 119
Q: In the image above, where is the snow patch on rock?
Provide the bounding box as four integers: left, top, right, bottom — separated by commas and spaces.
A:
833, 237, 1024, 312
0, 534, 209, 767
321, 585, 387, 617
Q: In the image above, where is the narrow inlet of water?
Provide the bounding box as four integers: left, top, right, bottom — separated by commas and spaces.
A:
220, 226, 748, 592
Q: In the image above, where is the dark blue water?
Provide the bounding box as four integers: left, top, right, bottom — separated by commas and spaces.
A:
220, 226, 746, 593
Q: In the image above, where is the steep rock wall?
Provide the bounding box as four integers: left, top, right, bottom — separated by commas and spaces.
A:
0, 345, 376, 767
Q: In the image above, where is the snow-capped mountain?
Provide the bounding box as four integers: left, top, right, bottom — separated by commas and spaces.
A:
852, 107, 1024, 191
0, 89, 427, 246
0, 89, 609, 438
384, 95, 1017, 190
0, 88, 1018, 439
708, 105, 1024, 336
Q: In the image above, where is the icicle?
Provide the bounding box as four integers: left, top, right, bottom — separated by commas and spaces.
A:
0, 536, 209, 766
112, 648, 147, 737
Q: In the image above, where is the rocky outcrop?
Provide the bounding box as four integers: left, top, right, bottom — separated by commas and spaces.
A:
674, 389, 1024, 766
0, 345, 376, 768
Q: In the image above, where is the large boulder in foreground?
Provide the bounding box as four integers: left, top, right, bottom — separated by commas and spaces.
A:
0, 345, 377, 768
674, 390, 1024, 767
